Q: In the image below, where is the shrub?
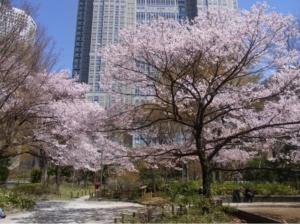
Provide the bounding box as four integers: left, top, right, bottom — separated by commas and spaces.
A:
30, 169, 42, 183
106, 172, 141, 200
211, 182, 298, 195
245, 182, 298, 195
243, 157, 298, 183
0, 189, 35, 210
163, 180, 200, 202
139, 168, 165, 192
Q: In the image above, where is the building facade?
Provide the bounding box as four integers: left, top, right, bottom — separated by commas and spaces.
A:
72, 0, 238, 96
0, 3, 36, 41
73, 0, 194, 108
73, 0, 94, 83
86, 0, 136, 106
197, 0, 237, 11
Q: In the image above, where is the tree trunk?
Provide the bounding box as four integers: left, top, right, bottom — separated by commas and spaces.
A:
40, 150, 48, 187
72, 170, 76, 188
201, 160, 212, 198
42, 162, 48, 187
55, 166, 61, 193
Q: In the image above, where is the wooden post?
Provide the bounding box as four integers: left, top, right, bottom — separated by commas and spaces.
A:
114, 218, 117, 223
147, 207, 152, 222
171, 204, 175, 215
121, 213, 125, 223
161, 206, 165, 218
132, 212, 136, 223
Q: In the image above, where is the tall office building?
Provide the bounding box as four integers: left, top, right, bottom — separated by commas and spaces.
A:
136, 0, 179, 23
0, 3, 36, 40
197, 0, 237, 11
72, 0, 238, 107
73, 0, 94, 83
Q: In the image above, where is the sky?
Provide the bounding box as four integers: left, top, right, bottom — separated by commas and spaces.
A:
12, 0, 300, 72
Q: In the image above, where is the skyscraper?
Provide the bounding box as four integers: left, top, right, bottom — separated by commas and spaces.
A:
0, 3, 36, 40
136, 0, 179, 23
72, 0, 94, 83
197, 0, 237, 11
72, 0, 238, 108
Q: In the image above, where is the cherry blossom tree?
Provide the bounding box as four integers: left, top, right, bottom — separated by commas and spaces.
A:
0, 1, 56, 158
0, 2, 131, 186
102, 4, 300, 197
35, 95, 132, 172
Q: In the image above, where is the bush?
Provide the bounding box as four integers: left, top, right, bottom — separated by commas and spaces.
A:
30, 169, 42, 183
106, 172, 141, 200
246, 182, 298, 195
0, 189, 35, 210
163, 181, 199, 205
139, 168, 165, 192
243, 157, 298, 183
211, 182, 298, 195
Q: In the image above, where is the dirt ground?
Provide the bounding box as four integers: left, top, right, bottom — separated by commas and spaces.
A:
241, 207, 300, 223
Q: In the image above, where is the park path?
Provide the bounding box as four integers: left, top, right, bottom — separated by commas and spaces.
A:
2, 196, 143, 224
228, 202, 300, 223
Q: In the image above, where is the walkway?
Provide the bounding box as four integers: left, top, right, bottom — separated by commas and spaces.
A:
3, 196, 143, 224
227, 202, 300, 223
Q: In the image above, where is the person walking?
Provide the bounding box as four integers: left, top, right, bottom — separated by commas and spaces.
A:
244, 188, 254, 202
0, 208, 6, 219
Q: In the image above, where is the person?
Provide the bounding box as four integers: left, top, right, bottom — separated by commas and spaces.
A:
232, 188, 241, 203
244, 188, 254, 202
0, 208, 6, 219
198, 187, 203, 195
95, 182, 100, 192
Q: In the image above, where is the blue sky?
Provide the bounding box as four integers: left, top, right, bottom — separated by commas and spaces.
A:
12, 0, 300, 71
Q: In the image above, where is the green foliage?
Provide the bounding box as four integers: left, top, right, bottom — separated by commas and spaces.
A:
0, 158, 10, 183
60, 166, 73, 178
157, 180, 202, 209
246, 182, 298, 195
30, 169, 42, 183
243, 158, 278, 182
211, 182, 239, 195
211, 182, 298, 195
243, 157, 299, 183
139, 168, 165, 192
47, 166, 73, 179
12, 183, 55, 196
163, 181, 199, 201
0, 189, 35, 210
